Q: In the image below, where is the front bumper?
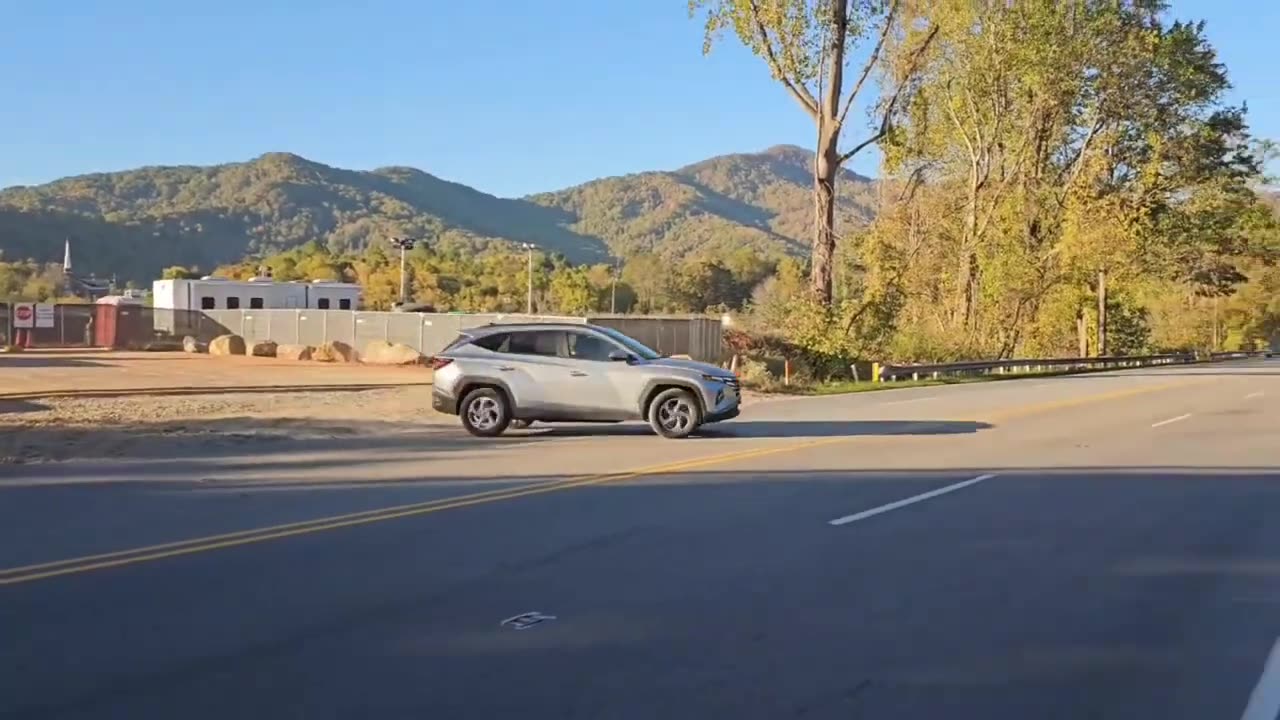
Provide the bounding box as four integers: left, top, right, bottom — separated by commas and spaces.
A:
706, 379, 747, 422
704, 405, 740, 423
432, 389, 459, 415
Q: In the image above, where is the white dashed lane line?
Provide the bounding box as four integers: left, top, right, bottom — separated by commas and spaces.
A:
828, 474, 994, 527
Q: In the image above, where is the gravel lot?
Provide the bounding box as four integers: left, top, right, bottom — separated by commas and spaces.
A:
0, 351, 442, 464
0, 386, 453, 464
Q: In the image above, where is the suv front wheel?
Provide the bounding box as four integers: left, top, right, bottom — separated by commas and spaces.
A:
648, 388, 701, 439
460, 387, 511, 437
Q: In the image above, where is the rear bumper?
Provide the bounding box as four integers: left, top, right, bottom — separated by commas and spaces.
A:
432, 389, 459, 415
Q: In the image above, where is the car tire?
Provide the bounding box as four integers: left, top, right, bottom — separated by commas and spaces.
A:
460, 388, 511, 437
648, 387, 701, 439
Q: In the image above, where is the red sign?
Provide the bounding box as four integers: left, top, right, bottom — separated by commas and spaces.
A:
14, 303, 34, 328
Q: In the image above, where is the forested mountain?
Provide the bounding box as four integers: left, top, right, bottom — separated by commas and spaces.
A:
0, 152, 610, 279
525, 145, 876, 259
0, 146, 872, 281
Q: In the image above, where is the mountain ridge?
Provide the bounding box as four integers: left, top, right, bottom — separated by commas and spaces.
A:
0, 145, 877, 281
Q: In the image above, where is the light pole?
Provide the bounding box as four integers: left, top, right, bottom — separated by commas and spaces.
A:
611, 258, 619, 313
521, 242, 536, 315
391, 237, 420, 307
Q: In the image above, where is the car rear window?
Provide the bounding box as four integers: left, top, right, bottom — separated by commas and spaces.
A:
470, 332, 510, 352
439, 333, 477, 353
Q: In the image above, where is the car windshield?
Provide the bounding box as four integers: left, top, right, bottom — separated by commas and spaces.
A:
595, 327, 662, 360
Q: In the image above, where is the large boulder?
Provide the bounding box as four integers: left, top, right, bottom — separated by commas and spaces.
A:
208, 334, 247, 356
276, 344, 313, 361
182, 335, 204, 353
312, 340, 357, 363
362, 340, 424, 366
249, 340, 278, 358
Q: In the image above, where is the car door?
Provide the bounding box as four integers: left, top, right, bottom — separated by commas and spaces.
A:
502, 329, 576, 417
562, 330, 631, 419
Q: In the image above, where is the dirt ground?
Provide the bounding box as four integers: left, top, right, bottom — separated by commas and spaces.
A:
0, 350, 767, 465
0, 350, 442, 464
0, 349, 433, 397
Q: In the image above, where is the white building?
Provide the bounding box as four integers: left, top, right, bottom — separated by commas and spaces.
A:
152, 277, 362, 312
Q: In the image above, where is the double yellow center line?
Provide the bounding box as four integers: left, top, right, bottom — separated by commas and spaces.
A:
0, 438, 842, 586
0, 376, 1207, 586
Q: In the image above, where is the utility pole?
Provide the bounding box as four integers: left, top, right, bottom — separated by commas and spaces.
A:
391, 237, 420, 307
610, 258, 619, 313
521, 243, 536, 315
1096, 268, 1108, 357
1213, 295, 1220, 350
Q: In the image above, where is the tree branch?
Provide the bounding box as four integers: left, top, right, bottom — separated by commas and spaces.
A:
836, 0, 901, 129
838, 23, 940, 165
746, 0, 819, 118
942, 80, 977, 163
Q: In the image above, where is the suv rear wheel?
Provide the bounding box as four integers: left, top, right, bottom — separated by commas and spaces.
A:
648, 388, 701, 439
460, 388, 511, 437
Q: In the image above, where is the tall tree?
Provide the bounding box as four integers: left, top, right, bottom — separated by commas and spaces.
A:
691, 0, 938, 304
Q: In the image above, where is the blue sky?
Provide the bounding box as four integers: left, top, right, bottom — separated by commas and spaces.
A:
1, 0, 1275, 197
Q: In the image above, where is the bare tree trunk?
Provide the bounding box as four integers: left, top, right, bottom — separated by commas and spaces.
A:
1096, 268, 1108, 356
811, 125, 840, 304
958, 166, 980, 329
1212, 295, 1219, 350
808, 0, 847, 306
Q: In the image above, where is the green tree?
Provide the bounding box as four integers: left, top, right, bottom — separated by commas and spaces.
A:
160, 266, 201, 280
548, 266, 596, 314
621, 253, 667, 312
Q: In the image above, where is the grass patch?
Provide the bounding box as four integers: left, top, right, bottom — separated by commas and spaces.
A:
794, 375, 1003, 395
762, 362, 1172, 396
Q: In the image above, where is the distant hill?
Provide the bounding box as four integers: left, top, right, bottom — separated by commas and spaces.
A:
526, 145, 876, 260
0, 146, 877, 281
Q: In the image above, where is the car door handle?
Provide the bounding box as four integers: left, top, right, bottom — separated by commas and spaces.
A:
569, 371, 588, 377
498, 366, 516, 372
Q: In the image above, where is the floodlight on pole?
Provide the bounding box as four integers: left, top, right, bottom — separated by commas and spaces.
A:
391, 237, 422, 306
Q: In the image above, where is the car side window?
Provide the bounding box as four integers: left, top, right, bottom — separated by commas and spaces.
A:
507, 330, 562, 357
470, 333, 510, 352
567, 332, 616, 362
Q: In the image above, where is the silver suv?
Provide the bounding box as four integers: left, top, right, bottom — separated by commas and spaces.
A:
431, 323, 740, 438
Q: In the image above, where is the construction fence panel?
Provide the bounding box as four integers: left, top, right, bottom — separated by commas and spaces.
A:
353, 312, 390, 350
323, 311, 356, 348
385, 313, 424, 349
419, 316, 466, 356
588, 315, 726, 364
274, 311, 301, 346
297, 311, 328, 348
200, 311, 244, 341
3, 307, 724, 359
54, 305, 95, 347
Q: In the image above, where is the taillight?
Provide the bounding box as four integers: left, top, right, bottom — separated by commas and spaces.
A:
430, 357, 453, 370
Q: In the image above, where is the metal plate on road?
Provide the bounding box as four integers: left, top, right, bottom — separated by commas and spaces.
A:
500, 611, 557, 630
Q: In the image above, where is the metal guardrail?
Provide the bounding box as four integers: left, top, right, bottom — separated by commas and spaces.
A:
1207, 351, 1276, 361
877, 353, 1199, 382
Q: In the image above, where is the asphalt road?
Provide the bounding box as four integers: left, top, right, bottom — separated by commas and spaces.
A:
3, 359, 1280, 719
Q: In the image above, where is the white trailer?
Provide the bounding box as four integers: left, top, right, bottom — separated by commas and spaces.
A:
152, 277, 362, 311
152, 277, 363, 336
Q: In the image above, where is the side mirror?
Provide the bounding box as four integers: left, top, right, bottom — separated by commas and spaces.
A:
608, 349, 633, 362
